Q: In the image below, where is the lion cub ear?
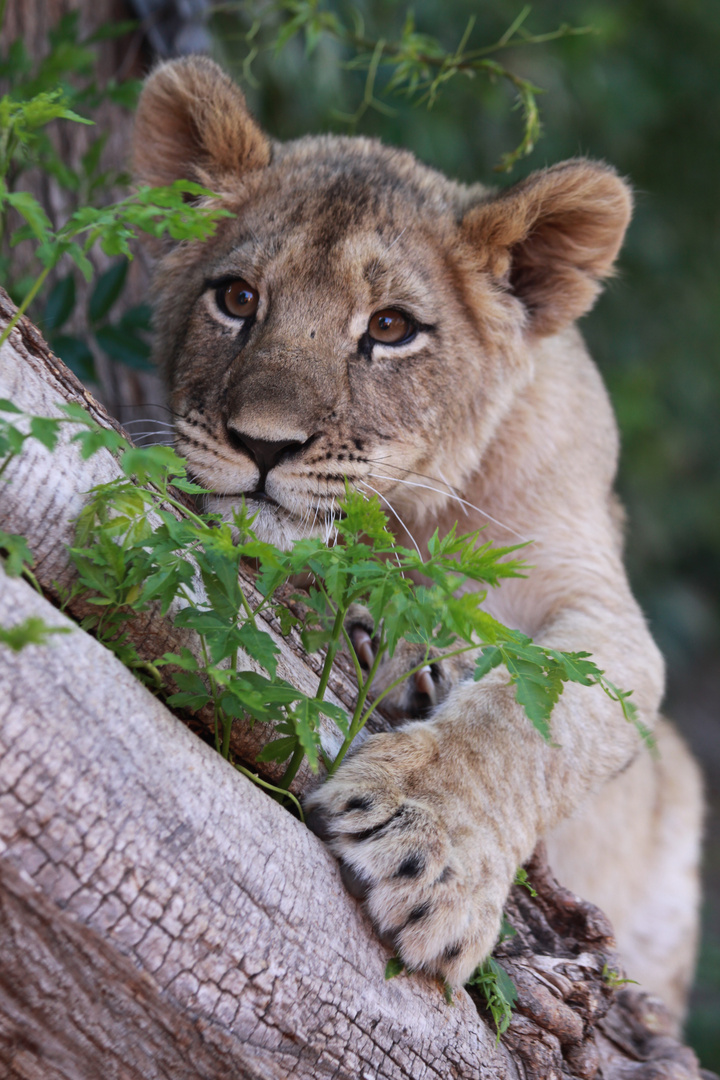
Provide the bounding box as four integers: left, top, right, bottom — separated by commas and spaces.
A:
462, 160, 632, 337
132, 56, 270, 191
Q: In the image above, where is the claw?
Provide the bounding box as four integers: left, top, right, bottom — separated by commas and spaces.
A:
351, 627, 374, 669
339, 859, 369, 900
305, 806, 333, 842
415, 665, 435, 699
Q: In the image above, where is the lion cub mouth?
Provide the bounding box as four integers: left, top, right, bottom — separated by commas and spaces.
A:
203, 490, 336, 549
240, 490, 278, 507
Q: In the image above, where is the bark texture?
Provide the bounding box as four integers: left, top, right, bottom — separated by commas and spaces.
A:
0, 299, 711, 1078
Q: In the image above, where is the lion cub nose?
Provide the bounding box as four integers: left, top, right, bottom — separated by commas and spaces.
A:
229, 430, 306, 475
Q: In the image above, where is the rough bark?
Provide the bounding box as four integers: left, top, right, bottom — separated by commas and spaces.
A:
0, 300, 711, 1078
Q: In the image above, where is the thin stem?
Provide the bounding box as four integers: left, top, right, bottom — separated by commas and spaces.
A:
131, 659, 164, 688
315, 601, 345, 703
0, 265, 51, 348
340, 620, 365, 693
277, 741, 306, 791
21, 564, 43, 595
161, 492, 209, 530
198, 635, 222, 754
0, 450, 18, 481
327, 636, 387, 775
232, 761, 305, 823
360, 643, 479, 728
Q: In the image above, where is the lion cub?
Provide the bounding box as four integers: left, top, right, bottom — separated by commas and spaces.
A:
133, 57, 703, 1022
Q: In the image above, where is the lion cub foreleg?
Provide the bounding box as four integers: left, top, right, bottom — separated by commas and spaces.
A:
305, 589, 666, 987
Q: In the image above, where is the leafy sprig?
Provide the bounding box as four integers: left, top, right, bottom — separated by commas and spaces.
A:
0, 180, 231, 349
467, 956, 518, 1037
233, 1, 595, 171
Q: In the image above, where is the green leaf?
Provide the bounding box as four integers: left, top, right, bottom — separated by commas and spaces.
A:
0, 529, 34, 576
287, 696, 323, 772
156, 648, 198, 672
498, 915, 517, 943
513, 867, 537, 896
236, 622, 280, 677
95, 322, 151, 369
278, 607, 301, 636
119, 303, 152, 332
71, 424, 126, 459
255, 735, 298, 764
166, 671, 211, 712
473, 647, 501, 681
490, 959, 518, 1013
29, 415, 62, 451
467, 957, 517, 1035
385, 957, 405, 979
0, 616, 71, 652
43, 274, 76, 331
120, 443, 186, 484
88, 259, 128, 323
6, 191, 52, 241
85, 20, 138, 42
104, 79, 143, 109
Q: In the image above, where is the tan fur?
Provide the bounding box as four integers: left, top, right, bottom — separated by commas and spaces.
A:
133, 59, 703, 1025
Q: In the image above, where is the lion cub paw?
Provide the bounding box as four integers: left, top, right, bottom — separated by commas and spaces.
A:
345, 604, 475, 721
305, 726, 514, 986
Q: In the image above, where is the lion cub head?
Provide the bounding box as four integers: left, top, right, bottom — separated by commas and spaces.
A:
133, 57, 631, 548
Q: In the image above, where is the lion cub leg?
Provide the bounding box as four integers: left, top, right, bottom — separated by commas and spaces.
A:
545, 718, 703, 1026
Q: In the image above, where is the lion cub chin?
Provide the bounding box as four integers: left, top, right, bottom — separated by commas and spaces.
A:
133, 56, 703, 1024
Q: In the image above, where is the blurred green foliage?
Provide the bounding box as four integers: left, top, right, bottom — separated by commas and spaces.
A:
212, 0, 720, 672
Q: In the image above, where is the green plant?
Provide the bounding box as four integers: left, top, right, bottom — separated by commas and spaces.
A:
0, 613, 71, 651
467, 956, 519, 1037
602, 963, 638, 990
0, 13, 230, 378
216, 1, 594, 172
42, 259, 152, 381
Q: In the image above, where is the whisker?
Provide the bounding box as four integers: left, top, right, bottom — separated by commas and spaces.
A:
115, 402, 174, 415
122, 428, 175, 438
366, 472, 528, 542
131, 434, 174, 446
357, 479, 422, 558
364, 456, 464, 498
436, 466, 468, 518
310, 496, 321, 537
122, 419, 176, 430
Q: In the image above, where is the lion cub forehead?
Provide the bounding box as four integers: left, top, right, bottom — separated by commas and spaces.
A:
268, 133, 471, 219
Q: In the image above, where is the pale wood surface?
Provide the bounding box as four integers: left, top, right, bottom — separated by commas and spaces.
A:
0, 571, 511, 1079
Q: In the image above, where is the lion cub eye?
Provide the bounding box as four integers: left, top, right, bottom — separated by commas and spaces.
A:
368, 308, 415, 345
217, 279, 259, 319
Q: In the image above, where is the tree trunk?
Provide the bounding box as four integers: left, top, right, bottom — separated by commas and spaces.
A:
0, 298, 711, 1079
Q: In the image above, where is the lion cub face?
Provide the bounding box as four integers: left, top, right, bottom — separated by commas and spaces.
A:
134, 58, 631, 547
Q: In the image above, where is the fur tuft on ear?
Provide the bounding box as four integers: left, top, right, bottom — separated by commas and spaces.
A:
462, 160, 633, 336
132, 56, 270, 191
